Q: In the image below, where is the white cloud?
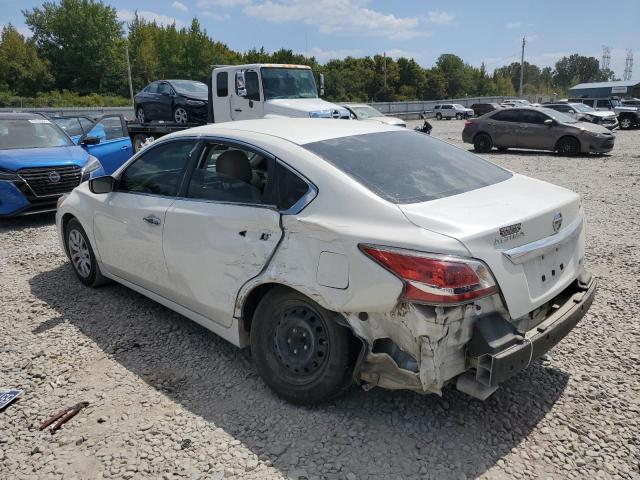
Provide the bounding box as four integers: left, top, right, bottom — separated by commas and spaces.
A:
172, 1, 189, 12
506, 21, 521, 29
308, 47, 362, 62
202, 11, 231, 20
197, 0, 251, 6
424, 10, 454, 25
117, 9, 183, 27
242, 0, 424, 40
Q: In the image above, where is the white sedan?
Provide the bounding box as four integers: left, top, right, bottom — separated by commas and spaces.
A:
56, 119, 596, 404
342, 104, 406, 127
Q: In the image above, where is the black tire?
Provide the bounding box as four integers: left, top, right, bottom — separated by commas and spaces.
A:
556, 136, 580, 156
250, 287, 354, 405
65, 218, 109, 287
136, 106, 146, 123
619, 116, 634, 130
456, 113, 463, 120
473, 133, 493, 153
497, 146, 508, 151
173, 107, 188, 124
435, 112, 442, 120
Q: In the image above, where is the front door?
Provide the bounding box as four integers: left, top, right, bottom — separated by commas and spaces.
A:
231, 69, 265, 121
93, 139, 199, 295
82, 115, 133, 175
516, 110, 555, 150
162, 140, 281, 326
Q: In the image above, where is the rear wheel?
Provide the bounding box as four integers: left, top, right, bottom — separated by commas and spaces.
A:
619, 116, 634, 130
435, 112, 442, 120
65, 218, 109, 287
250, 287, 354, 405
456, 113, 463, 120
556, 136, 580, 156
473, 133, 493, 153
136, 106, 146, 123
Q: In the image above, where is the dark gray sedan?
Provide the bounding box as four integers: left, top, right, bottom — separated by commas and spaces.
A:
462, 107, 615, 155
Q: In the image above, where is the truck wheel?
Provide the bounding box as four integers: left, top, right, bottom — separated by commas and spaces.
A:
136, 107, 146, 123
174, 107, 188, 125
619, 116, 633, 130
473, 133, 493, 153
556, 136, 580, 156
436, 113, 442, 120
133, 134, 148, 153
250, 287, 355, 405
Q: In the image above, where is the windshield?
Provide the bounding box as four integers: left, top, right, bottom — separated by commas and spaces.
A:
453, 104, 465, 109
539, 108, 579, 124
261, 67, 318, 100
351, 106, 383, 119
52, 117, 84, 137
303, 130, 512, 204
0, 118, 73, 150
572, 103, 594, 113
170, 80, 208, 97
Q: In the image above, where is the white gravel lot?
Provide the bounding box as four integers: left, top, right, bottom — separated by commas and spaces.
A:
1, 119, 639, 480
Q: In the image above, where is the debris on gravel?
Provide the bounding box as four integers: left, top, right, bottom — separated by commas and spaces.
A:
0, 120, 638, 479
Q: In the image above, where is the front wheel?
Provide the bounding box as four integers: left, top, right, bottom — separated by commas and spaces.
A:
473, 133, 493, 153
456, 113, 463, 120
250, 287, 355, 405
556, 136, 580, 156
65, 218, 109, 287
173, 107, 188, 124
619, 116, 634, 130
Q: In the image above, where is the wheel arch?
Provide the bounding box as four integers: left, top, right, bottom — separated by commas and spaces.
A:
555, 134, 581, 152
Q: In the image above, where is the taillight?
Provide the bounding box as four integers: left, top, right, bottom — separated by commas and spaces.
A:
464, 120, 473, 127
359, 245, 498, 305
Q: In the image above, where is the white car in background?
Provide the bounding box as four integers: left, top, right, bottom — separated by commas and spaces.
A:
56, 119, 596, 404
342, 104, 406, 127
433, 103, 475, 120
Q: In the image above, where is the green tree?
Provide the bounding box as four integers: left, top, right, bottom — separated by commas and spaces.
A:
553, 54, 607, 92
0, 24, 53, 96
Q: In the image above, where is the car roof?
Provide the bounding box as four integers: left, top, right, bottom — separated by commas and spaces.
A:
0, 112, 47, 120
342, 103, 371, 108
172, 118, 400, 145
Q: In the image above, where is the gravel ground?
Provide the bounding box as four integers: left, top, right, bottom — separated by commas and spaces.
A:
1, 120, 639, 480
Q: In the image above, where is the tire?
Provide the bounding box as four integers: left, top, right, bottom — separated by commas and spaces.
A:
133, 134, 148, 153
619, 116, 633, 130
136, 106, 146, 124
173, 107, 188, 125
473, 133, 493, 153
556, 136, 580, 156
456, 113, 463, 120
435, 113, 442, 120
65, 218, 109, 287
250, 287, 354, 405
497, 146, 508, 151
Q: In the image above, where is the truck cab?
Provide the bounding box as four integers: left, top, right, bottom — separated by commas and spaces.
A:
209, 64, 350, 122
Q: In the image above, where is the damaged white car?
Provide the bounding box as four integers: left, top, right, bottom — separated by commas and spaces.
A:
56, 119, 596, 404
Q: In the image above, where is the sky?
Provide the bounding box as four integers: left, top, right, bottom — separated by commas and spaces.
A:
2, 0, 639, 79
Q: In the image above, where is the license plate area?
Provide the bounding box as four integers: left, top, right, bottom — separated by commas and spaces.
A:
523, 241, 576, 298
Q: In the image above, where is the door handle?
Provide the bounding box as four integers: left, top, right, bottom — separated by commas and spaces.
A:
234, 108, 242, 112
120, 145, 129, 150
143, 215, 161, 226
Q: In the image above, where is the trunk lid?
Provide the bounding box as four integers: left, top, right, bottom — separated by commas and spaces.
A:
399, 174, 585, 319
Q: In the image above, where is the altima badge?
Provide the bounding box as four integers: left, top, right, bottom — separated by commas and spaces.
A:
552, 212, 563, 233
494, 222, 524, 246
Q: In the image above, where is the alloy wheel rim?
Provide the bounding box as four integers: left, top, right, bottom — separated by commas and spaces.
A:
273, 306, 329, 381
621, 118, 631, 128
175, 108, 188, 124
137, 108, 145, 123
68, 229, 91, 278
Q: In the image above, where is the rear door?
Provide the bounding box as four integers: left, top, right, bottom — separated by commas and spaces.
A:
82, 115, 134, 175
93, 139, 199, 296
162, 139, 282, 326
156, 82, 175, 120
488, 109, 522, 147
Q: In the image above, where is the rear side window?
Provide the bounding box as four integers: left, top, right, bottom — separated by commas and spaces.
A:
303, 131, 512, 204
119, 140, 196, 196
216, 72, 228, 97
277, 163, 309, 210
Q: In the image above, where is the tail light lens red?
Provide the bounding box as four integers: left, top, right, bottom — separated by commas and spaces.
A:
359, 245, 498, 305
464, 120, 473, 127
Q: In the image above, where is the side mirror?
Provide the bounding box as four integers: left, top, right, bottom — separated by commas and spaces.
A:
319, 73, 325, 97
544, 119, 554, 126
80, 136, 101, 146
235, 71, 247, 97
89, 176, 115, 194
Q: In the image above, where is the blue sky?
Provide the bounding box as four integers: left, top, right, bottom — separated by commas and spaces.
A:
2, 0, 638, 79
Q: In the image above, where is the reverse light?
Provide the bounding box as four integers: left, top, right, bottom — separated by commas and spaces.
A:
359, 245, 498, 305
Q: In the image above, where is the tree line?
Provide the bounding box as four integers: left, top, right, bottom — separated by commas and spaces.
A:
0, 0, 615, 107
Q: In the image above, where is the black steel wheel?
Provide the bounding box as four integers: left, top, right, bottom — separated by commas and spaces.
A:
556, 136, 580, 156
250, 287, 354, 404
473, 133, 493, 153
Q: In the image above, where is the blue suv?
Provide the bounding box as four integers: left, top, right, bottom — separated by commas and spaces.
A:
0, 112, 109, 217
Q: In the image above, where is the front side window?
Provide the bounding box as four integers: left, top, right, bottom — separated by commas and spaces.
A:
146, 83, 158, 94
492, 110, 521, 122
0, 118, 73, 150
119, 140, 196, 196
157, 83, 171, 95
303, 130, 512, 204
519, 110, 549, 124
217, 72, 228, 97
186, 142, 273, 205
245, 71, 260, 101
53, 118, 83, 137
260, 67, 318, 101
87, 116, 125, 141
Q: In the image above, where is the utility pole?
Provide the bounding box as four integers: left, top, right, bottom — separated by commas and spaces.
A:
601, 45, 611, 71
125, 45, 134, 106
519, 36, 526, 98
623, 49, 634, 81
383, 51, 387, 88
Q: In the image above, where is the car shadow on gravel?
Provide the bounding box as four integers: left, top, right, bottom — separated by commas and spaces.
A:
467, 148, 611, 159
30, 264, 569, 479
0, 212, 55, 231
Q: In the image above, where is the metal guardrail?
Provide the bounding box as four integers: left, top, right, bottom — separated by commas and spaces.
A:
0, 106, 135, 118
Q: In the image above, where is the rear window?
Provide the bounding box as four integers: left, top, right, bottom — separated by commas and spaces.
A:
303, 131, 512, 204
